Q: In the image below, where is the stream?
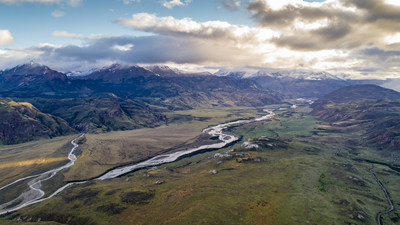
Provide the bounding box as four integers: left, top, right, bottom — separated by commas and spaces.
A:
0, 110, 274, 215
335, 147, 395, 225
369, 166, 395, 225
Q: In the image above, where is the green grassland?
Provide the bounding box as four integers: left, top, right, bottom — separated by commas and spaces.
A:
1, 105, 399, 224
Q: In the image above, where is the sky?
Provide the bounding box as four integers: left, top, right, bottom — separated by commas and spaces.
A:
0, 0, 400, 79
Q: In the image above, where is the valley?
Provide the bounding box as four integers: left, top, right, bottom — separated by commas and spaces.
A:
0, 101, 399, 224
2, 1, 400, 224
0, 64, 399, 225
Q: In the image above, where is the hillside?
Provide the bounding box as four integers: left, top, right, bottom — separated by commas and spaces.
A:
250, 76, 351, 99
27, 98, 167, 132
0, 98, 75, 145
311, 85, 400, 149
313, 84, 400, 105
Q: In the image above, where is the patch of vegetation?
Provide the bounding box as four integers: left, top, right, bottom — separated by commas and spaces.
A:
120, 191, 154, 205
62, 189, 99, 203
318, 173, 327, 192
96, 203, 126, 215
104, 189, 120, 196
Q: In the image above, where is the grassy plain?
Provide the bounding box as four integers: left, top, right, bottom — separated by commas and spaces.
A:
0, 135, 77, 187
64, 107, 266, 180
1, 105, 399, 225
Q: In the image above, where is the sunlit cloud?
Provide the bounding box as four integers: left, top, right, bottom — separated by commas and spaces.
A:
116, 13, 278, 42
0, 30, 15, 45
384, 0, 400, 7
162, 0, 191, 9
385, 33, 400, 45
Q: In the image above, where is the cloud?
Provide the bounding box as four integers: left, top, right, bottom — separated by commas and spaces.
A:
51, 9, 65, 17
116, 13, 278, 42
0, 30, 15, 45
0, 0, 82, 6
222, 0, 241, 11
122, 0, 140, 4
1, 2, 400, 79
162, 0, 191, 9
246, 0, 400, 51
352, 46, 400, 75
39, 35, 262, 66
112, 43, 134, 51
53, 30, 83, 39
67, 0, 81, 6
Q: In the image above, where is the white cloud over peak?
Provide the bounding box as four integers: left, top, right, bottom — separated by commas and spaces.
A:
0, 30, 15, 45
162, 0, 191, 9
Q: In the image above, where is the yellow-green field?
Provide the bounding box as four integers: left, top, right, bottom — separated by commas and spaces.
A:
0, 135, 77, 187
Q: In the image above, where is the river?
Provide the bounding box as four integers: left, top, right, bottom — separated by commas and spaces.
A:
0, 110, 274, 215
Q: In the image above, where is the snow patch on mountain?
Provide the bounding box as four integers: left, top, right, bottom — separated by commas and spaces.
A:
214, 68, 345, 80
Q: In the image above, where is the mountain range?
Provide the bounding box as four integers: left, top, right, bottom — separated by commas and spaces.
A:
215, 68, 391, 99
1, 62, 398, 146
0, 63, 280, 144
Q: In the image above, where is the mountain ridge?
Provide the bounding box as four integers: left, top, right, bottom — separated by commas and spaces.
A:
311, 84, 400, 149
0, 98, 75, 145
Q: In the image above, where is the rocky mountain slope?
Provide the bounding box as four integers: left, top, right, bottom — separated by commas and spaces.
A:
29, 98, 166, 132
0, 98, 75, 145
0, 63, 91, 98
